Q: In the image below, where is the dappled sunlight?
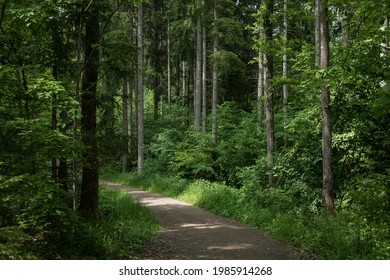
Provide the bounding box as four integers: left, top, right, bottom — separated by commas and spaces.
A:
103, 181, 299, 259
179, 222, 242, 230
207, 244, 253, 251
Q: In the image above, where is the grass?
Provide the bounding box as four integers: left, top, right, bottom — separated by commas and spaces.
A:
0, 186, 159, 260
102, 171, 390, 260
84, 187, 160, 259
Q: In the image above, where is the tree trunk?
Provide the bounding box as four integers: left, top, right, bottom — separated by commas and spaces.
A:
122, 78, 129, 172
283, 0, 289, 148
194, 0, 202, 129
380, 17, 389, 88
182, 61, 187, 106
167, 16, 172, 110
128, 77, 133, 167
137, 3, 144, 173
319, 0, 336, 215
257, 51, 264, 136
341, 10, 349, 47
212, 0, 218, 146
264, 0, 276, 187
51, 76, 58, 182
51, 0, 68, 193
202, 25, 207, 133
152, 0, 163, 121
315, 0, 321, 67
51, 17, 59, 181
79, 4, 100, 219
73, 14, 83, 211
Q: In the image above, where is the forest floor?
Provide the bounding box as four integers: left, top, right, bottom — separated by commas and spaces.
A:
102, 181, 315, 260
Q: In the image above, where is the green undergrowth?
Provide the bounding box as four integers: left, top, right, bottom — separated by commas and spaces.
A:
103, 172, 390, 260
0, 186, 159, 259
85, 187, 160, 259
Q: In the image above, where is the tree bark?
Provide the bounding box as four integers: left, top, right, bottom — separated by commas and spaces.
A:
319, 0, 336, 215
257, 51, 264, 136
122, 78, 129, 172
283, 0, 289, 148
202, 25, 207, 133
182, 61, 187, 106
264, 0, 276, 187
167, 16, 172, 110
315, 0, 321, 67
194, 0, 202, 129
79, 4, 100, 219
152, 0, 163, 121
341, 10, 349, 47
212, 0, 218, 146
137, 3, 144, 173
380, 17, 389, 88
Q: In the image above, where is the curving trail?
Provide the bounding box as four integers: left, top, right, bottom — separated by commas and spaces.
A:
102, 181, 311, 260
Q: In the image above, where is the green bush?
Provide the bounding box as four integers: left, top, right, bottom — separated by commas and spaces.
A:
173, 131, 216, 180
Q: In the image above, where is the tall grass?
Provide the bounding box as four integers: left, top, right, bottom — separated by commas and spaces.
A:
103, 172, 390, 260
83, 187, 160, 259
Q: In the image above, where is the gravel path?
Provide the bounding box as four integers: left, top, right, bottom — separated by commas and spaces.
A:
102, 181, 312, 260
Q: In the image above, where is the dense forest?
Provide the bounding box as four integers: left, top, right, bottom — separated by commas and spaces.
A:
0, 0, 389, 259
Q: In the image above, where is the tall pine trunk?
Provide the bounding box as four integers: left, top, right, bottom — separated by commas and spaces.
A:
264, 0, 275, 187
79, 4, 100, 219
319, 0, 336, 215
167, 16, 172, 110
122, 78, 129, 172
212, 0, 218, 146
137, 3, 144, 173
283, 0, 288, 148
202, 26, 207, 133
194, 0, 202, 129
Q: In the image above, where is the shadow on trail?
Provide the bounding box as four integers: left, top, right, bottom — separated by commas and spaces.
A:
102, 181, 308, 260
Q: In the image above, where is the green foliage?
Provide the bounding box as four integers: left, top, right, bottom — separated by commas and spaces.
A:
0, 179, 159, 259
215, 102, 261, 185
0, 174, 81, 259
177, 180, 242, 218
173, 131, 216, 180
1, 0, 389, 261
0, 117, 80, 176
146, 128, 184, 173
86, 188, 160, 259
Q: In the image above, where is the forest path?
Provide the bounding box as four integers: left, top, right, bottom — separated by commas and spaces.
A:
102, 181, 311, 260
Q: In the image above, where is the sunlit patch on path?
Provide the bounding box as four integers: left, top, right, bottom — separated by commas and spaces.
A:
102, 181, 309, 260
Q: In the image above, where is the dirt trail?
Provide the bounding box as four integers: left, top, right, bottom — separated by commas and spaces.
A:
102, 181, 311, 260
